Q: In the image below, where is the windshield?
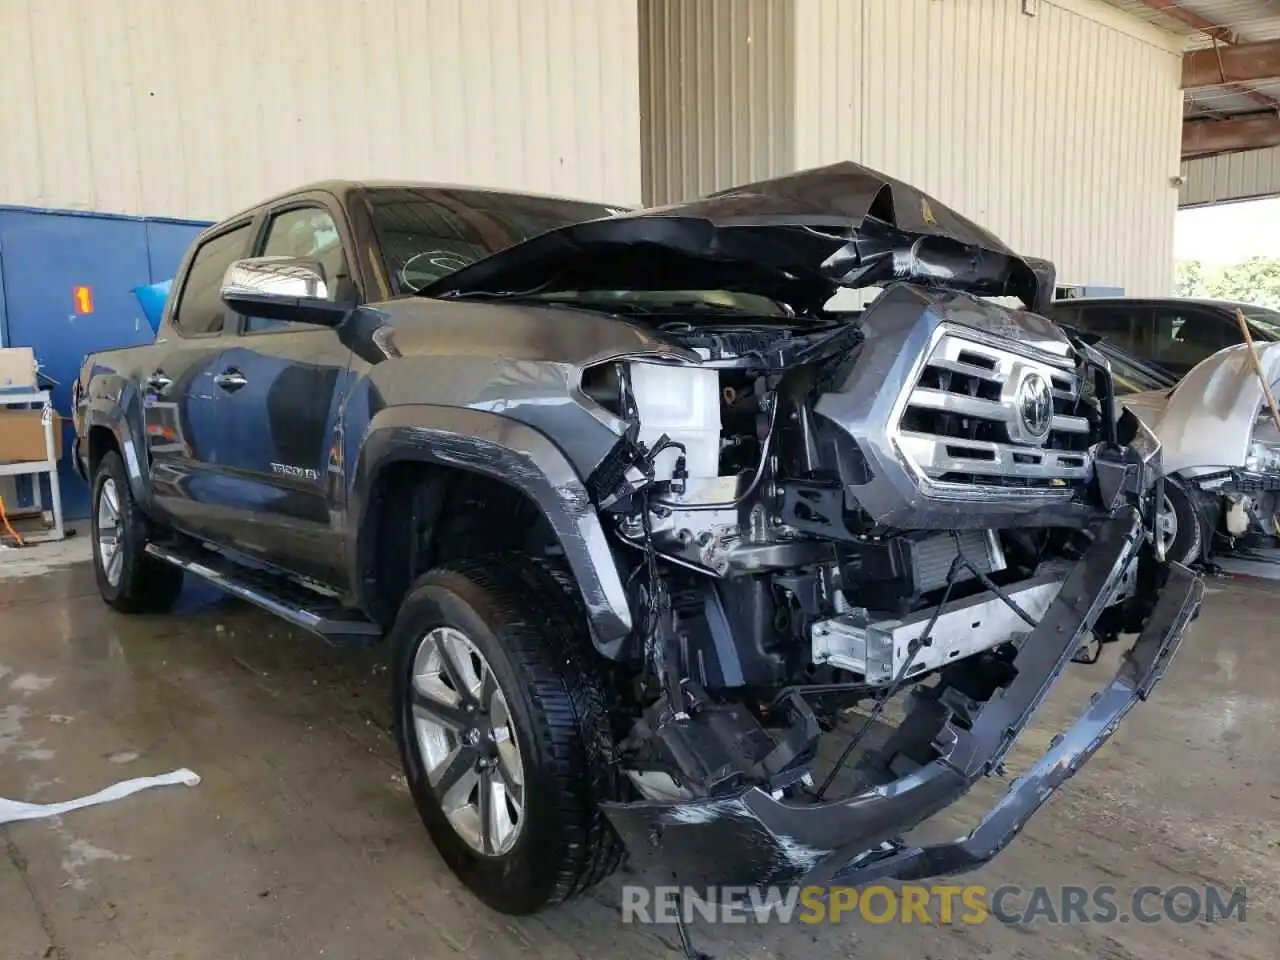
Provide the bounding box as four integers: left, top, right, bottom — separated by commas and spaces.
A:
365, 187, 627, 294
1240, 305, 1280, 341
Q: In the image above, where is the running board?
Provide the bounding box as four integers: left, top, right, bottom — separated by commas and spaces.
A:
144, 542, 383, 646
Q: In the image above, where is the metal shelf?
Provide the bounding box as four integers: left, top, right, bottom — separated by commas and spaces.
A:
1, 388, 65, 541
0, 460, 55, 478
0, 390, 53, 406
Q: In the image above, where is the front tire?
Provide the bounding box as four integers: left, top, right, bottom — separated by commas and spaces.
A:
91, 450, 183, 613
391, 554, 623, 915
1158, 478, 1203, 566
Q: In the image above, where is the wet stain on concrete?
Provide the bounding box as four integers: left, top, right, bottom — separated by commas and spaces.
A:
9, 674, 55, 695
0, 561, 1276, 959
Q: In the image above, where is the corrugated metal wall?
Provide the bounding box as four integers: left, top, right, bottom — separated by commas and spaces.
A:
1180, 146, 1280, 207
0, 0, 643, 220
640, 0, 1184, 297
793, 0, 1185, 296
639, 0, 793, 205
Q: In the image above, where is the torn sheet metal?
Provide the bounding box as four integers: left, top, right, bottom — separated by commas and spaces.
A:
421, 161, 1052, 312
0, 768, 199, 825
603, 521, 1203, 891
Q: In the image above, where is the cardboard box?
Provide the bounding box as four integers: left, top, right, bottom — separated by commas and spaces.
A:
0, 409, 62, 462
0, 348, 38, 392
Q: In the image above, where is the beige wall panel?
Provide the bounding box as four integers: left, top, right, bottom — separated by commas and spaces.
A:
640, 0, 793, 204
793, 0, 1183, 296
0, 0, 643, 220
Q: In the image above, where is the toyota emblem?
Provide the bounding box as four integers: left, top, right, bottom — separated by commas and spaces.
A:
1016, 373, 1054, 442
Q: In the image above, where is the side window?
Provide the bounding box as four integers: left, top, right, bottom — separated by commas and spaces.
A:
1151, 309, 1237, 368
1045, 305, 1079, 328
1072, 306, 1144, 354
246, 207, 345, 333
171, 224, 251, 336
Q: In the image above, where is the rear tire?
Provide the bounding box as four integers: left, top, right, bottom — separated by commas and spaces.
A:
390, 554, 623, 915
91, 450, 184, 613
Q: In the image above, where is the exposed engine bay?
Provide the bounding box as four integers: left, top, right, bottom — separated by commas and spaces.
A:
583, 283, 1148, 810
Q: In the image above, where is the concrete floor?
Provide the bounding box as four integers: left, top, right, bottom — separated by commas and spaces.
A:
1, 549, 1277, 960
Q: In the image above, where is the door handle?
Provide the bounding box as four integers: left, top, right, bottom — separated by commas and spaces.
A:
213, 369, 248, 392
144, 371, 172, 391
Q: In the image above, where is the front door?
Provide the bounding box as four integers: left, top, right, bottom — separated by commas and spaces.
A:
203, 202, 354, 585
144, 221, 254, 538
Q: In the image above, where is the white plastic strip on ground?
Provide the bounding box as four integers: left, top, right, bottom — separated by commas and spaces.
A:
0, 769, 200, 824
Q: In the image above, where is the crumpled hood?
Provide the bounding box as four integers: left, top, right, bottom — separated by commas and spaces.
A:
420, 161, 1055, 312
1124, 341, 1280, 475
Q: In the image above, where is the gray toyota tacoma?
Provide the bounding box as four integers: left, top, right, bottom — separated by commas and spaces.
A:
74, 162, 1202, 918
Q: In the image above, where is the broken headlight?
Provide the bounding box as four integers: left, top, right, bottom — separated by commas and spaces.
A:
1246, 416, 1280, 473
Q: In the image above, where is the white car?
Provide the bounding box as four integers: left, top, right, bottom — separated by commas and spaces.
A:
1104, 339, 1280, 564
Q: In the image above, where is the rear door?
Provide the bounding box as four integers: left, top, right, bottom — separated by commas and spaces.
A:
144, 220, 254, 537
202, 197, 356, 585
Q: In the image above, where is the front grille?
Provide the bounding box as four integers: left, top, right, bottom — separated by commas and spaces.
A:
895, 333, 1095, 491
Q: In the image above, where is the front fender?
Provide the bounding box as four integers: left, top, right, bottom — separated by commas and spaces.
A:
348, 405, 633, 654
80, 373, 154, 510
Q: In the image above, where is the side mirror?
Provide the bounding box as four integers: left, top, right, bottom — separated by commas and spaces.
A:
221, 257, 352, 327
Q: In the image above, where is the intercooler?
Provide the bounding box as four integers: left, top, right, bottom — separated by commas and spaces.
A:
904, 528, 1004, 593
838, 528, 1005, 611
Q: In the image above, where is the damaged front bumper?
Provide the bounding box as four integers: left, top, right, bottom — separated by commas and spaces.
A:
601, 511, 1203, 890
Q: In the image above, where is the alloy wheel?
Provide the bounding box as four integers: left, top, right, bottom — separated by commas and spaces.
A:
409, 626, 525, 856
1155, 492, 1178, 558
96, 478, 124, 587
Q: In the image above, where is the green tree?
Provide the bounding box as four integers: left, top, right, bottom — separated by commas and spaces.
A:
1203, 256, 1280, 309
1174, 259, 1204, 297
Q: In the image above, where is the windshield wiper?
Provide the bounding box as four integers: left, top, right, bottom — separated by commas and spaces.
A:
652, 300, 798, 319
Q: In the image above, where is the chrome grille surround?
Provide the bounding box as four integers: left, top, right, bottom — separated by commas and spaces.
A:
813, 283, 1104, 529
891, 325, 1095, 498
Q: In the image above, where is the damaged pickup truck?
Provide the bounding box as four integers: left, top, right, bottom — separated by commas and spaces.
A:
74, 162, 1202, 918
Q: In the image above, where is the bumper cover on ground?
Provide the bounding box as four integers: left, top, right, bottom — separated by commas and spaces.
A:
601, 512, 1203, 889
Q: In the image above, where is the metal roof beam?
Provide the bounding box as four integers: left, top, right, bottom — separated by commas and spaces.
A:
1140, 0, 1280, 156
1183, 114, 1280, 158
1184, 39, 1280, 90
1133, 0, 1234, 41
